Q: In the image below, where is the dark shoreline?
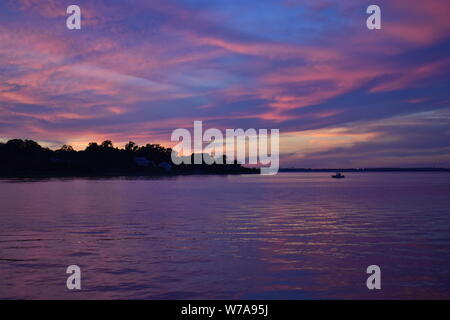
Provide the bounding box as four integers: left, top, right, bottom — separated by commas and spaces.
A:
0, 138, 260, 178
0, 168, 260, 179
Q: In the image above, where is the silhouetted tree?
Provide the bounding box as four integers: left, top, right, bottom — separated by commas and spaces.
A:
85, 142, 100, 152
125, 141, 138, 152
100, 140, 114, 149
58, 145, 74, 152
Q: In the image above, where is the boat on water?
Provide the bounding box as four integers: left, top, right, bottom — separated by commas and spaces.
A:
332, 172, 345, 179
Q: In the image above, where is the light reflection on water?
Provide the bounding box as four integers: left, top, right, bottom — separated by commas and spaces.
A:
0, 173, 450, 299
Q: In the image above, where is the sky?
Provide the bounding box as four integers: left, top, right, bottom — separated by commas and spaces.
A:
0, 0, 450, 168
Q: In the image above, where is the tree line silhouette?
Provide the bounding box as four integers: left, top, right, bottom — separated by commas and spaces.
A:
0, 139, 258, 177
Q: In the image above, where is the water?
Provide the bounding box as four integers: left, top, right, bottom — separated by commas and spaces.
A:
0, 172, 449, 299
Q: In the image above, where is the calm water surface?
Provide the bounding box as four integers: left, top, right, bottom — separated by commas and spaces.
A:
1, 173, 450, 299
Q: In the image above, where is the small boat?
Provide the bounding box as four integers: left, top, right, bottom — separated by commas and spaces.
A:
332, 172, 345, 179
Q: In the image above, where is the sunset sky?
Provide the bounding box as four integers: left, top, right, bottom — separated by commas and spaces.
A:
1, 0, 450, 167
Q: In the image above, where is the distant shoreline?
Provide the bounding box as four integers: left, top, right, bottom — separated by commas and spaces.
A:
1, 168, 449, 179
280, 168, 450, 173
